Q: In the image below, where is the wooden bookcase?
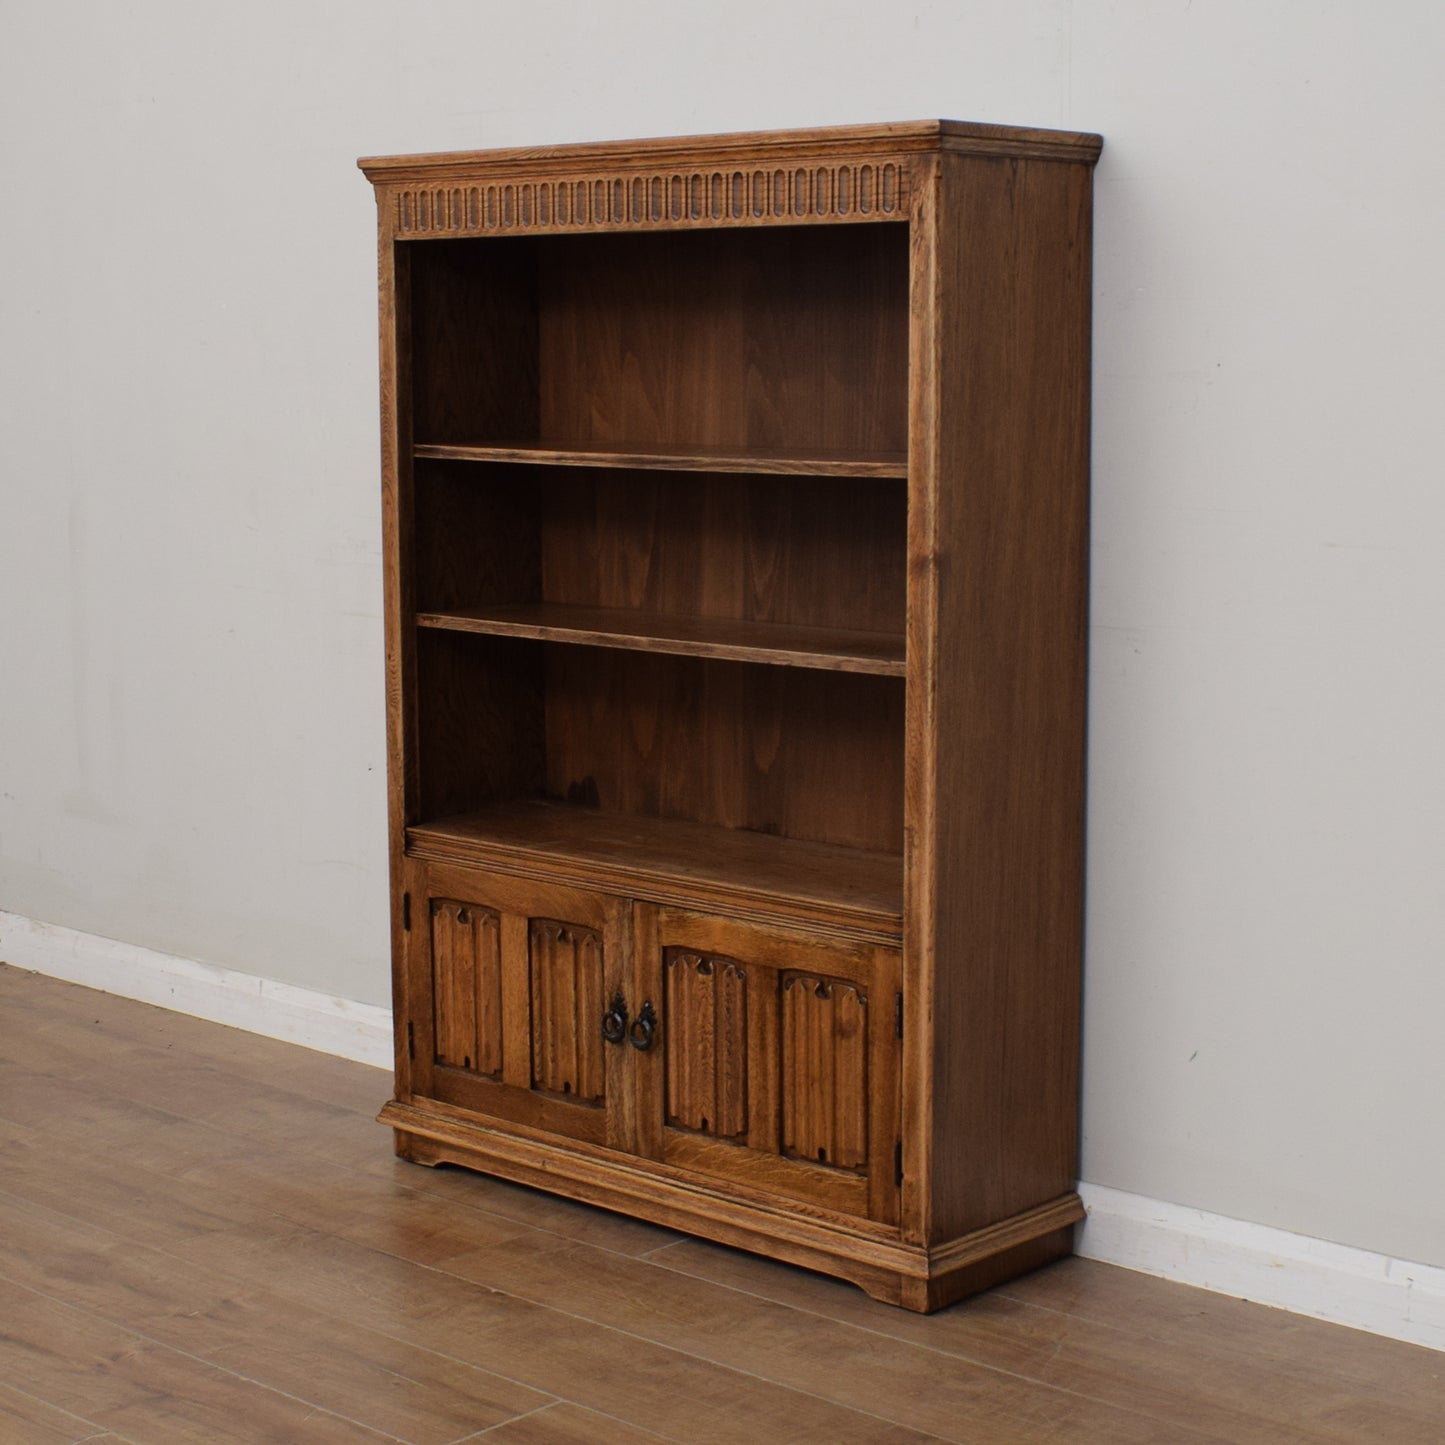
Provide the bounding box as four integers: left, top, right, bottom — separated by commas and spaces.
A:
360, 120, 1101, 1311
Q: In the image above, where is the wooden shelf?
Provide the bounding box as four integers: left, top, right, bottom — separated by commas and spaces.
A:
412, 440, 907, 478
415, 603, 906, 677
406, 800, 903, 938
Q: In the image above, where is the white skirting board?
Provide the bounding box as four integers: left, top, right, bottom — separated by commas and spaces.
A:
1076, 1189, 1445, 1352
2, 908, 1441, 1351
0, 909, 393, 1070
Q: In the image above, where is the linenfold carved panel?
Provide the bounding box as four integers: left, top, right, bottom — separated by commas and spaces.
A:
781, 974, 869, 1171
430, 899, 503, 1077
529, 919, 605, 1104
394, 161, 907, 236
664, 950, 749, 1141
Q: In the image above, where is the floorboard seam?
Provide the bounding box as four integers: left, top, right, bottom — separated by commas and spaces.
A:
0, 1182, 904, 1443
0, 1115, 1243, 1442
635, 1252, 1255, 1444
0, 1184, 560, 1440
451, 1399, 561, 1440
632, 1238, 690, 1261
4, 978, 690, 1268
0, 1377, 114, 1444
0, 1257, 415, 1445
298, 1234, 958, 1441
6, 969, 1440, 1444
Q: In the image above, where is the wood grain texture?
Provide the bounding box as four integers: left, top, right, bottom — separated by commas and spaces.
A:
404, 865, 621, 1149
544, 649, 905, 852
417, 603, 904, 675
528, 918, 606, 1104
414, 629, 544, 822
0, 1381, 108, 1445
651, 1236, 1445, 1444
408, 238, 539, 444
378, 234, 416, 1101
0, 1270, 403, 1444
538, 468, 906, 636
639, 907, 900, 1225
0, 978, 928, 1443
413, 460, 906, 663
536, 226, 908, 455
406, 799, 903, 940
437, 1228, 1232, 1445
912, 152, 1094, 1242
368, 121, 1098, 1312
472, 1402, 674, 1443
781, 974, 869, 1172
358, 118, 1103, 187
426, 1067, 608, 1148
413, 439, 907, 476
429, 898, 503, 1077
411, 458, 540, 614
658, 1129, 870, 1220
664, 950, 749, 1140
387, 1097, 918, 1260
7, 969, 1441, 1444
0, 1211, 545, 1445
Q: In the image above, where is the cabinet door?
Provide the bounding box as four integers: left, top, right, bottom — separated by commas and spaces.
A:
631, 906, 901, 1224
404, 861, 631, 1150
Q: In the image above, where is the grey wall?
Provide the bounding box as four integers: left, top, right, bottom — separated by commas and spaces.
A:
2, 1, 1441, 1268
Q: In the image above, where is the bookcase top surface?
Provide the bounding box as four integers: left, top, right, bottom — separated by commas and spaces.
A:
358, 118, 1102, 184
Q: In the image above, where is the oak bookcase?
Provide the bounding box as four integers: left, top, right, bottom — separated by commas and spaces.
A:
360, 119, 1101, 1310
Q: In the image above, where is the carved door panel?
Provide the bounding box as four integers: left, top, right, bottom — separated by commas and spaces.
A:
631, 905, 901, 1223
405, 861, 631, 1150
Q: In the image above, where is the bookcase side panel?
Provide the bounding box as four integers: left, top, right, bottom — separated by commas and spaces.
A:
377, 227, 419, 1093
415, 630, 546, 821
408, 237, 541, 446
921, 152, 1094, 1242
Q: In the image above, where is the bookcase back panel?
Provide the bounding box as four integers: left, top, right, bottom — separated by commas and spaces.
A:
415, 460, 905, 635
543, 647, 904, 853
413, 627, 904, 852
405, 225, 908, 454
537, 226, 908, 452
539, 470, 905, 636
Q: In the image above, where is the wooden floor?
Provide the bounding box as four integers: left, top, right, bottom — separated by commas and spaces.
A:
0, 965, 1440, 1445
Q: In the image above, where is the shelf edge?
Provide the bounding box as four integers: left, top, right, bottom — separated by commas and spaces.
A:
412, 442, 908, 478
414, 610, 907, 678
405, 827, 904, 946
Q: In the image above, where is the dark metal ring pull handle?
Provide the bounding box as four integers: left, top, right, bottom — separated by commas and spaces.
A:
628, 999, 657, 1051
601, 993, 628, 1045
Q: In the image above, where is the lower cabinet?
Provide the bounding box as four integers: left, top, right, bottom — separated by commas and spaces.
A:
403, 861, 902, 1227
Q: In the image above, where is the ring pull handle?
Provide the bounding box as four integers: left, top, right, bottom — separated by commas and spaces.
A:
601, 992, 628, 1045
628, 999, 657, 1052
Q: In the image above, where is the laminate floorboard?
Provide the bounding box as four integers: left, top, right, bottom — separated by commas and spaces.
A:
463, 1401, 673, 1442
0, 963, 1440, 1444
0, 1377, 112, 1445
